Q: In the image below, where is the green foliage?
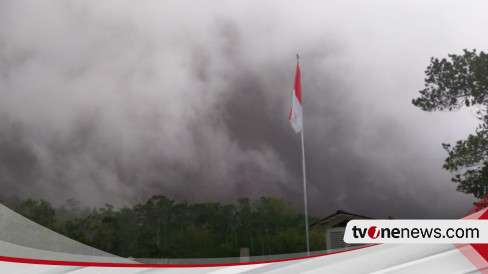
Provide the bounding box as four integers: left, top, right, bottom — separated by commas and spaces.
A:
413, 49, 488, 112
6, 195, 325, 259
413, 49, 488, 198
18, 198, 56, 229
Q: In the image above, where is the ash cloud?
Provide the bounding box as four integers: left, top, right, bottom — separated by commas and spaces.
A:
1, 0, 488, 218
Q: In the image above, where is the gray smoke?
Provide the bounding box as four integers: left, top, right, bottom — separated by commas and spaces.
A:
1, 0, 488, 218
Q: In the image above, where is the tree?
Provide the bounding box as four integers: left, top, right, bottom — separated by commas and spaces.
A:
412, 49, 488, 198
19, 198, 56, 229
134, 195, 175, 257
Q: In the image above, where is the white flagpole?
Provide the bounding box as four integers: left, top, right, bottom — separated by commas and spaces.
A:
298, 55, 310, 256
302, 128, 310, 256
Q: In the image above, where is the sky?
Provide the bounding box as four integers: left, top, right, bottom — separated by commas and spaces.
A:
1, 0, 488, 219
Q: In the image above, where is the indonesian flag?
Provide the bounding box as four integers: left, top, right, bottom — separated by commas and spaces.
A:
289, 62, 303, 133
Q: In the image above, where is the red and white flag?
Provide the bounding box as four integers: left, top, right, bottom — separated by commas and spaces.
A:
289, 62, 303, 133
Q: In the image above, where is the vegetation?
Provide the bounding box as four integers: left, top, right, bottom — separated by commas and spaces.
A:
413, 49, 488, 198
3, 195, 325, 258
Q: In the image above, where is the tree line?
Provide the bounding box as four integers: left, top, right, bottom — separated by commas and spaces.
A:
2, 195, 325, 259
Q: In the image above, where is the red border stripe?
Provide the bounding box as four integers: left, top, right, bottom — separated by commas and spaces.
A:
0, 245, 378, 268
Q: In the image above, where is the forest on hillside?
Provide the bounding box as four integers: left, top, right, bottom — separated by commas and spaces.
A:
2, 195, 326, 259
